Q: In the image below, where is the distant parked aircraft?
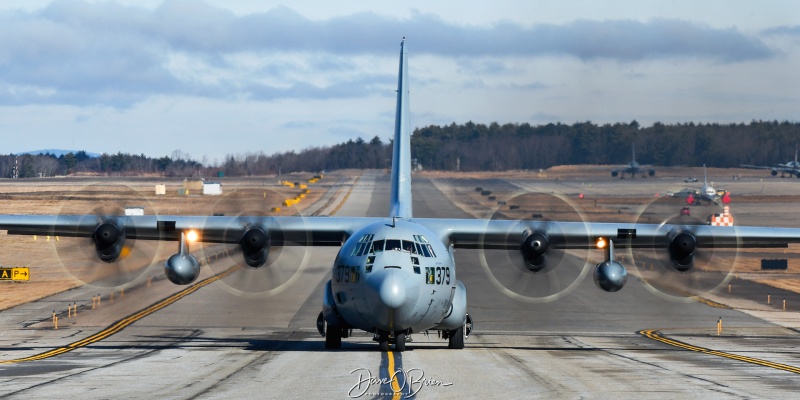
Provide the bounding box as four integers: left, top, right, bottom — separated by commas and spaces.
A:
741, 147, 800, 178
611, 145, 655, 178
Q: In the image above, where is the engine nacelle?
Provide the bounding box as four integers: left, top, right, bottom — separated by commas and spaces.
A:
434, 280, 467, 330
648, 169, 656, 177
93, 222, 125, 263
771, 169, 778, 176
593, 260, 627, 292
669, 232, 696, 272
165, 252, 201, 285
611, 171, 619, 177
240, 228, 270, 268
520, 232, 548, 272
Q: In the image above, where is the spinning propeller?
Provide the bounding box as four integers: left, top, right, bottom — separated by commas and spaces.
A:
55, 183, 160, 288
200, 187, 311, 298
478, 192, 593, 303
630, 195, 739, 301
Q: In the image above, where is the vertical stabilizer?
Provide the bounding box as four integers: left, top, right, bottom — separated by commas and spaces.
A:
389, 38, 413, 218
703, 164, 708, 186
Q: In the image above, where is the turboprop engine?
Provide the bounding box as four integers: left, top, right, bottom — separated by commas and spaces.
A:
520, 232, 549, 272
240, 227, 270, 268
93, 222, 127, 263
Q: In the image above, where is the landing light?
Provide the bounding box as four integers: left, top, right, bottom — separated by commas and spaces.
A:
186, 230, 199, 242
596, 237, 607, 249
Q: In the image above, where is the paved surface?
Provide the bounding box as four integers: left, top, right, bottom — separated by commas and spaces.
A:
1, 172, 800, 399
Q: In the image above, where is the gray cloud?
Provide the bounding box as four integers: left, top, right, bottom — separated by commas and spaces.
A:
761, 25, 800, 36
0, 0, 777, 108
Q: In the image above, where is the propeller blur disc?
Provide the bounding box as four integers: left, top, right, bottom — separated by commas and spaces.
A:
478, 192, 592, 303
631, 195, 739, 301
55, 182, 160, 288
203, 187, 311, 298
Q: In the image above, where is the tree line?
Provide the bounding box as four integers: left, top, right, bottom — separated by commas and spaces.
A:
0, 150, 202, 178
3, 120, 799, 178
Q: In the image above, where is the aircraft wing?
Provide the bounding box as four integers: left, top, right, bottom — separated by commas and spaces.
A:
739, 164, 773, 170
0, 215, 378, 246
415, 218, 800, 250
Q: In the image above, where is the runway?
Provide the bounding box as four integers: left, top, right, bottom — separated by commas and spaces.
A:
2, 171, 800, 398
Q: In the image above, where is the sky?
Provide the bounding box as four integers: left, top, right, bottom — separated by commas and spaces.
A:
0, 1, 799, 164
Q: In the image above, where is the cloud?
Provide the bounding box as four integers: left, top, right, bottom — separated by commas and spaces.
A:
0, 0, 777, 108
761, 25, 800, 36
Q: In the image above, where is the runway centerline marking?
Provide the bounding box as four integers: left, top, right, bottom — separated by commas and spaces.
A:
0, 269, 234, 365
639, 329, 800, 374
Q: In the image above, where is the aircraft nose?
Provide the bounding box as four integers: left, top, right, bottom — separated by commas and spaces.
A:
377, 270, 406, 309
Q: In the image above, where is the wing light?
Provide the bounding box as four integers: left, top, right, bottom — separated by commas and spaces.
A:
596, 237, 607, 249
186, 229, 199, 242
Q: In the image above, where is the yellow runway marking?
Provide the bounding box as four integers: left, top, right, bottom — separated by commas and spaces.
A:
639, 329, 800, 374
0, 269, 234, 365
691, 296, 729, 309
386, 350, 402, 400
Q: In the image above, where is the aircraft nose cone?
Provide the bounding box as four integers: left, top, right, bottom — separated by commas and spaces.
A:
378, 272, 406, 309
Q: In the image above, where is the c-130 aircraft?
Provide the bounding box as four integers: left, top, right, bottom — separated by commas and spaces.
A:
3, 39, 800, 352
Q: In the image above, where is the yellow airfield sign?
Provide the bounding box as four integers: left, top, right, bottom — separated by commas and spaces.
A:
0, 267, 30, 282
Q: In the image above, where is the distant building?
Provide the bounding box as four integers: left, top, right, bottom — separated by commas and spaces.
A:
202, 182, 222, 195
182, 179, 203, 191
124, 206, 145, 216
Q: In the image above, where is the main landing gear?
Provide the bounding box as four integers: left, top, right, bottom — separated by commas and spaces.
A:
442, 313, 472, 349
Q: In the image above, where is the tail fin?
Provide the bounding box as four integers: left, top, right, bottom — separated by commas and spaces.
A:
389, 38, 412, 219
703, 164, 708, 186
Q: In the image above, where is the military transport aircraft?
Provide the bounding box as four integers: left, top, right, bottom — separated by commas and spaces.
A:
611, 145, 655, 178
1, 39, 800, 353
741, 147, 800, 178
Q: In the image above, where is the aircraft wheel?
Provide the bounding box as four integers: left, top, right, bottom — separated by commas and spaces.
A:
378, 331, 389, 352
395, 332, 406, 352
325, 326, 342, 349
448, 327, 464, 349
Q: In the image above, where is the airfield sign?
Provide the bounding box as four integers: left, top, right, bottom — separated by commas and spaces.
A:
0, 267, 30, 282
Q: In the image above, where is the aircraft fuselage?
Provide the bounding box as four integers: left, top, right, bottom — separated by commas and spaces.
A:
323, 219, 466, 336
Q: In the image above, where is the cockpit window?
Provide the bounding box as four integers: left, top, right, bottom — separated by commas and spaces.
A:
385, 239, 402, 251
371, 240, 385, 253
419, 243, 431, 257
426, 244, 436, 258
351, 234, 375, 257
402, 240, 416, 253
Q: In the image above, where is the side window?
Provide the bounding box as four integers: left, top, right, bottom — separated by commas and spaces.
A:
420, 243, 431, 257
351, 234, 374, 257
426, 244, 436, 258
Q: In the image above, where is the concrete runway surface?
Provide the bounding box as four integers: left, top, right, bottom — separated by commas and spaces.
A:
2, 171, 800, 399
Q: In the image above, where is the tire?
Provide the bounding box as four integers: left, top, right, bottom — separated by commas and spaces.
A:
325, 326, 342, 349
378, 331, 389, 352
395, 332, 406, 352
448, 326, 464, 349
